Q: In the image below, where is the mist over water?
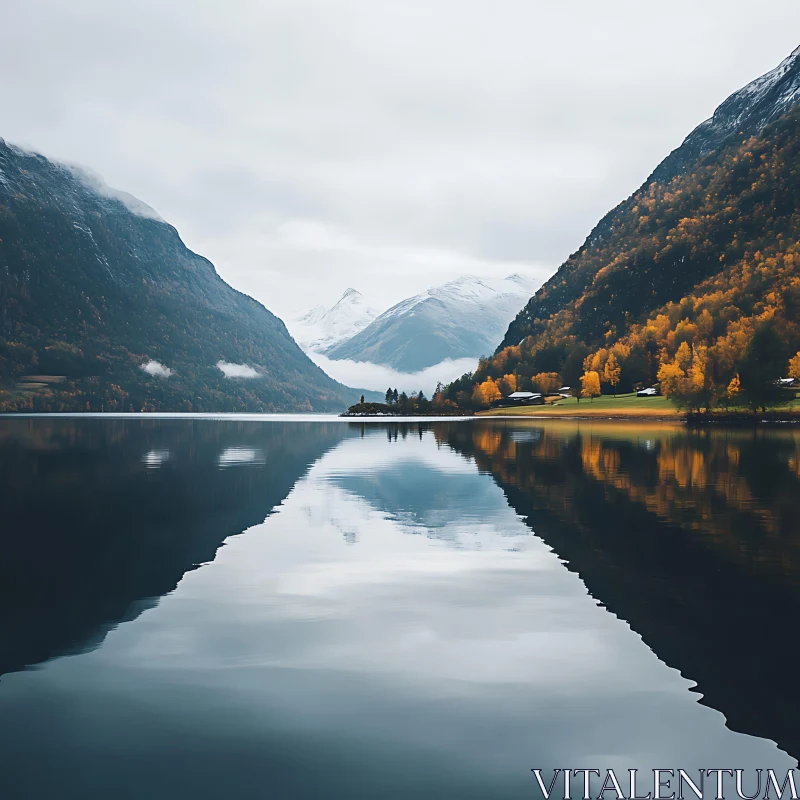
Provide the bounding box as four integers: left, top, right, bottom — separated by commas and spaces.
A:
0, 417, 798, 798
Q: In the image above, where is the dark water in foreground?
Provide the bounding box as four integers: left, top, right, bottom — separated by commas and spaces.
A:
0, 416, 799, 798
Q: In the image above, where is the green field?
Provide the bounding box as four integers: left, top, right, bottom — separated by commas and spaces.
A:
480, 393, 682, 418
480, 391, 800, 419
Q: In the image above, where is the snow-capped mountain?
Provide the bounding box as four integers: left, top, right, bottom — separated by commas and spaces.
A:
322, 274, 539, 372
292, 288, 379, 353
654, 45, 800, 183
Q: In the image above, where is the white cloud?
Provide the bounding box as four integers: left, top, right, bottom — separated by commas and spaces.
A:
67, 163, 165, 221
307, 352, 477, 396
140, 360, 173, 378
216, 360, 259, 379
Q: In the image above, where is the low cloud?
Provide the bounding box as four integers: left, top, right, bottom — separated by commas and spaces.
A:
140, 360, 173, 378
217, 360, 260, 379
67, 163, 165, 222
308, 352, 477, 396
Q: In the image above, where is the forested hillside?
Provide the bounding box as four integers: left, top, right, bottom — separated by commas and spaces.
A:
439, 46, 800, 412
0, 139, 364, 412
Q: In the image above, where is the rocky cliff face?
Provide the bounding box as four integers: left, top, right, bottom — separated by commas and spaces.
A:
0, 140, 361, 411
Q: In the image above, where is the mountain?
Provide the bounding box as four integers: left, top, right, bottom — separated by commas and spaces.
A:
291, 288, 379, 353
323, 274, 539, 372
0, 139, 368, 412
443, 45, 800, 407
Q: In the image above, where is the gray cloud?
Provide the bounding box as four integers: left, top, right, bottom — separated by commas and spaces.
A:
2, 0, 800, 320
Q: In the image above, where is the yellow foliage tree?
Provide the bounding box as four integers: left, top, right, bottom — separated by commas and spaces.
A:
497, 373, 517, 396
532, 372, 561, 395
584, 349, 608, 374
472, 378, 502, 408
657, 344, 716, 411
724, 374, 741, 408
789, 351, 800, 380
602, 352, 621, 396
580, 371, 601, 402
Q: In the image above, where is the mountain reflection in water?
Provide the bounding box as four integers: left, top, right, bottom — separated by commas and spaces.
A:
442, 420, 800, 759
0, 417, 797, 799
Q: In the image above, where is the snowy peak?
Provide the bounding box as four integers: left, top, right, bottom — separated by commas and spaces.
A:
381, 274, 537, 321
322, 273, 540, 371
291, 288, 379, 353
655, 44, 800, 182
330, 288, 367, 312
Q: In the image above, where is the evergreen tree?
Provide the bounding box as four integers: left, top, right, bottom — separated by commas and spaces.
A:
738, 324, 790, 412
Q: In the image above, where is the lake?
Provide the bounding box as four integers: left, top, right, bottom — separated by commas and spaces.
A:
0, 415, 798, 798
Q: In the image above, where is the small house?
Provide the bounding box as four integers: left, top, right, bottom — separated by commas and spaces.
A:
505, 391, 545, 406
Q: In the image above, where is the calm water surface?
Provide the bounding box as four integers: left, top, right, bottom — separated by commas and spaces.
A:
0, 416, 799, 798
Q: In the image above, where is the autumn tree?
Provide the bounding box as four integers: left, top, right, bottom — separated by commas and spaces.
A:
532, 372, 561, 395
497, 373, 517, 396
789, 352, 800, 380
602, 352, 621, 396
657, 342, 717, 412
723, 374, 741, 408
580, 371, 601, 402
472, 378, 502, 408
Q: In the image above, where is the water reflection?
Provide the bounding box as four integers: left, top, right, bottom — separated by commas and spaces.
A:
440, 420, 800, 760
217, 446, 266, 468
142, 448, 171, 468
0, 417, 797, 799
0, 417, 351, 677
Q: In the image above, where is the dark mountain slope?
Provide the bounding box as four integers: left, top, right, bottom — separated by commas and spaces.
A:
503, 46, 800, 353
0, 140, 363, 411
444, 46, 800, 407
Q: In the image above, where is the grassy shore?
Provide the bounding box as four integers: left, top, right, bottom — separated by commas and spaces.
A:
478, 393, 681, 419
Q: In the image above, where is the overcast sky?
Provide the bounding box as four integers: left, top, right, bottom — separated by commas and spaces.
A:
2, 0, 800, 321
